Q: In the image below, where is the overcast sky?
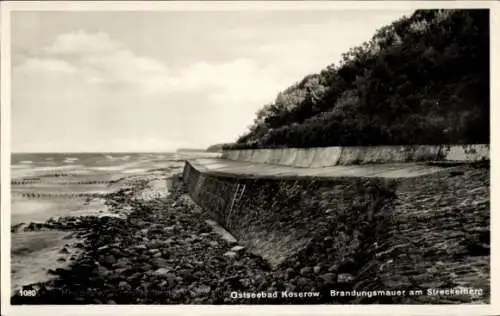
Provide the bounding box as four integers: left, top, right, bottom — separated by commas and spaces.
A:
11, 9, 413, 153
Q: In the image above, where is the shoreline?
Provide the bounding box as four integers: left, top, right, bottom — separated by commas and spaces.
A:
10, 173, 280, 304
10, 168, 490, 304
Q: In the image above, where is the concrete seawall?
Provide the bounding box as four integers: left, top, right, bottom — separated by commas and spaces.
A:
182, 159, 490, 303
222, 144, 489, 168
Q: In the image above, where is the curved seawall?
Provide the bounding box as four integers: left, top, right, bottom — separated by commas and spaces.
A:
182, 159, 490, 303
221, 144, 489, 168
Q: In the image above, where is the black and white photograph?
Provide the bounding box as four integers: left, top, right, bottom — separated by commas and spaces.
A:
0, 1, 496, 314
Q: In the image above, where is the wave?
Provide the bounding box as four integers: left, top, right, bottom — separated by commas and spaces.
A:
64, 157, 79, 163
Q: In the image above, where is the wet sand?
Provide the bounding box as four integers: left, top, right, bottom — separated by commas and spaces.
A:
11, 231, 83, 296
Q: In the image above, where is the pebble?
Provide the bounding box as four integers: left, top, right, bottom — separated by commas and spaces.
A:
284, 267, 295, 280
98, 245, 110, 252
223, 251, 238, 259
231, 245, 245, 252
152, 258, 170, 268
300, 266, 313, 277
104, 255, 116, 265
148, 248, 160, 254
114, 258, 131, 268
118, 281, 132, 291
296, 277, 311, 288
319, 273, 336, 286
153, 268, 171, 276
337, 273, 354, 283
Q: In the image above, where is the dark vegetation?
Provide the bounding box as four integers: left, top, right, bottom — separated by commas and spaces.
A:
206, 143, 234, 152
225, 9, 489, 150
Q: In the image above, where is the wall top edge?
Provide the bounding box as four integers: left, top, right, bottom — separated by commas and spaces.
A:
222, 144, 490, 152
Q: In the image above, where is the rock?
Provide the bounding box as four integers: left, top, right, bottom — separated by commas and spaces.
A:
152, 258, 170, 268
177, 269, 193, 279
127, 272, 143, 283
119, 281, 132, 291
148, 248, 160, 254
233, 260, 244, 268
113, 257, 131, 269
313, 266, 321, 274
104, 254, 116, 265
300, 266, 313, 277
223, 251, 238, 259
164, 238, 174, 245
98, 245, 110, 252
153, 252, 162, 258
153, 268, 171, 276
296, 277, 311, 288
172, 288, 188, 299
134, 244, 147, 250
192, 284, 211, 296
337, 273, 354, 283
107, 300, 116, 304
319, 273, 336, 286
164, 225, 175, 232
59, 247, 70, 254
57, 257, 66, 263
284, 268, 295, 280
98, 266, 111, 277
208, 241, 219, 247
231, 245, 245, 252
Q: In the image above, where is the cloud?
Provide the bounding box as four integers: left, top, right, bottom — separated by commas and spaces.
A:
18, 30, 286, 99
16, 57, 78, 75
35, 31, 175, 94
43, 30, 121, 56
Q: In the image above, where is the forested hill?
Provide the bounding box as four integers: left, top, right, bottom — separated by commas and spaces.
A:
226, 9, 489, 150
206, 144, 230, 152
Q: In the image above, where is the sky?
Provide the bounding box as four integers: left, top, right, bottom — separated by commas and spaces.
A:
11, 9, 413, 153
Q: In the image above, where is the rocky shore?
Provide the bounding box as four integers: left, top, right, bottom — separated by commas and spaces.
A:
11, 174, 276, 304
11, 165, 490, 304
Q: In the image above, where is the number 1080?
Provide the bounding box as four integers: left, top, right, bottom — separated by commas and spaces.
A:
19, 289, 37, 296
